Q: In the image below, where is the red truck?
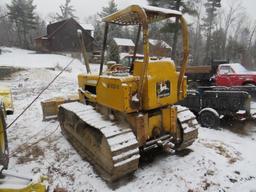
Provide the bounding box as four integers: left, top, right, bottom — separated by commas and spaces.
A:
215, 63, 256, 86
182, 61, 256, 100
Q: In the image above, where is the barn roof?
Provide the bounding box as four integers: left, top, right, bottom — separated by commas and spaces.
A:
35, 18, 94, 40
81, 24, 95, 31
149, 39, 172, 49
113, 38, 135, 47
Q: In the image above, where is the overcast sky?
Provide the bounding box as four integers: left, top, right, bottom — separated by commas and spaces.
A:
1, 0, 256, 23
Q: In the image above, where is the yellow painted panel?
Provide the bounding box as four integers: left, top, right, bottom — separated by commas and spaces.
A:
133, 61, 179, 110
78, 74, 99, 103
41, 95, 79, 120
0, 106, 6, 155
0, 183, 47, 192
96, 76, 139, 113
162, 108, 171, 132
0, 175, 48, 192
161, 107, 177, 134
0, 87, 14, 113
148, 115, 161, 138
78, 74, 99, 87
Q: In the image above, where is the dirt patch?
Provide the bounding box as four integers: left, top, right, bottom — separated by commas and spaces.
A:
0, 66, 23, 80
199, 139, 241, 164
47, 164, 75, 184
13, 144, 45, 164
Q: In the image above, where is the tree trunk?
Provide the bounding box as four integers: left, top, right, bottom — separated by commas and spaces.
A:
205, 3, 214, 64
15, 22, 22, 47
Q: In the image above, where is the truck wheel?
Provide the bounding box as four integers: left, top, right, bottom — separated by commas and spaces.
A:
244, 83, 256, 87
199, 108, 220, 128
188, 81, 198, 90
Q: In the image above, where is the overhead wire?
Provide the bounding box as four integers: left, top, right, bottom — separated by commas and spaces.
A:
6, 59, 75, 130
1, 58, 76, 188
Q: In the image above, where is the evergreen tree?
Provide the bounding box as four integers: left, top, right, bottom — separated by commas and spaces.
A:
7, 0, 37, 48
148, 0, 198, 61
98, 0, 118, 18
55, 0, 77, 21
29, 15, 46, 45
98, 0, 121, 61
0, 6, 15, 47
93, 20, 104, 48
108, 40, 120, 63
202, 0, 221, 63
98, 0, 122, 40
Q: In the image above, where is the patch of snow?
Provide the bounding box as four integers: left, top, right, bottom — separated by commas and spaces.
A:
81, 23, 95, 31
143, 5, 182, 16
1, 47, 256, 191
113, 38, 135, 47
149, 39, 172, 49
132, 94, 139, 102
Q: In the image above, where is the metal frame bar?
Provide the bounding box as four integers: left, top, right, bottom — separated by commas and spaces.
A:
177, 16, 189, 99
130, 25, 141, 72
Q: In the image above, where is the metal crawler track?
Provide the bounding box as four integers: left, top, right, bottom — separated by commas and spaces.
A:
58, 102, 198, 181
176, 105, 199, 150
58, 102, 140, 182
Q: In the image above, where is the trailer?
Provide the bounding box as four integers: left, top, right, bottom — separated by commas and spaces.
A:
179, 87, 255, 128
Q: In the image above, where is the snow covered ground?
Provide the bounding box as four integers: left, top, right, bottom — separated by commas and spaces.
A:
1, 47, 256, 191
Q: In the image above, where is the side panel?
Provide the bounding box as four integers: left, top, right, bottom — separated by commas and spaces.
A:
127, 113, 148, 146
96, 76, 139, 113
78, 74, 99, 103
148, 115, 161, 137
133, 61, 179, 110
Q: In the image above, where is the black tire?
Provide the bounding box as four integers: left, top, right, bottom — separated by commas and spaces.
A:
199, 108, 220, 128
244, 83, 256, 87
188, 81, 199, 90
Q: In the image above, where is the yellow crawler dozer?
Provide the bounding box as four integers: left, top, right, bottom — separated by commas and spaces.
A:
58, 5, 199, 182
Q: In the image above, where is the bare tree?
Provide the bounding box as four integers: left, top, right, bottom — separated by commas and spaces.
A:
220, 1, 244, 57
247, 22, 256, 50
191, 0, 204, 65
7, 0, 37, 48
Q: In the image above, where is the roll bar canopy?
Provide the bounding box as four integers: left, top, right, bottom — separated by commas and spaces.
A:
103, 5, 182, 25
99, 5, 189, 108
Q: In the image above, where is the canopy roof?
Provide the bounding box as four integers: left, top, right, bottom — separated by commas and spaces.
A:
103, 5, 182, 25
